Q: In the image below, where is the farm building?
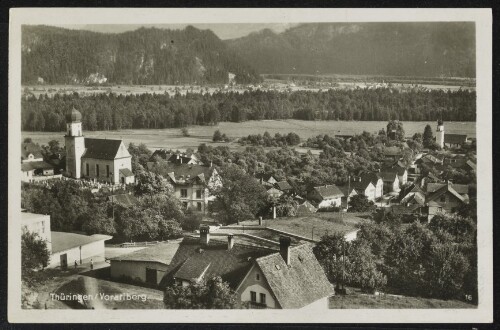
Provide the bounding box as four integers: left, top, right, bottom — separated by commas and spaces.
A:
110, 241, 181, 286
308, 185, 343, 209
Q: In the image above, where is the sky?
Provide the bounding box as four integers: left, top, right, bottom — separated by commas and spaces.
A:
50, 23, 299, 40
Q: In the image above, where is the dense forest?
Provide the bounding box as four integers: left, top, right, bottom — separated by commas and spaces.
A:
22, 25, 261, 85
227, 22, 476, 78
21, 88, 475, 132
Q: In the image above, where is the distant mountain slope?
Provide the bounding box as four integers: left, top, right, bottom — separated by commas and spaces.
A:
226, 23, 475, 78
22, 25, 261, 85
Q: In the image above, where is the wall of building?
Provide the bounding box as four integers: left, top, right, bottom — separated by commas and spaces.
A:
21, 170, 33, 182
65, 135, 85, 179
238, 265, 277, 308
174, 183, 207, 212
48, 240, 106, 268
428, 193, 464, 221
110, 260, 169, 286
82, 158, 116, 183
22, 215, 52, 251
318, 197, 342, 209
113, 156, 133, 184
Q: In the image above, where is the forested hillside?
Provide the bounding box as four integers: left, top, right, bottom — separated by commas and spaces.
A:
226, 23, 475, 78
22, 89, 475, 132
22, 25, 261, 85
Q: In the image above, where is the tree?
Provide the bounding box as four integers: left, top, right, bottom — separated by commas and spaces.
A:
213, 130, 223, 142
134, 171, 173, 196
210, 166, 268, 225
22, 231, 51, 284
181, 127, 190, 137
80, 203, 116, 235
163, 276, 242, 309
386, 120, 405, 141
182, 210, 202, 231
423, 124, 434, 148
348, 241, 387, 293
348, 195, 375, 212
313, 233, 346, 286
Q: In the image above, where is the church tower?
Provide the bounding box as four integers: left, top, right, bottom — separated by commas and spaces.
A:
436, 119, 444, 149
64, 107, 85, 178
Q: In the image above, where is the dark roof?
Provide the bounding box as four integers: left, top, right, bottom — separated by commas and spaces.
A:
353, 173, 381, 191
379, 171, 398, 182
155, 164, 215, 184
275, 181, 292, 191
383, 146, 402, 157
119, 168, 134, 177
21, 143, 43, 160
381, 163, 406, 176
51, 232, 112, 253
164, 237, 275, 289
255, 173, 276, 182
66, 107, 82, 123
256, 244, 333, 309
337, 185, 357, 197
313, 185, 344, 199
21, 161, 53, 171
173, 258, 211, 282
82, 138, 124, 160
444, 134, 467, 144
111, 242, 180, 265
466, 160, 477, 171
150, 149, 172, 161
107, 194, 137, 206
426, 184, 467, 204
426, 183, 468, 195
388, 204, 422, 215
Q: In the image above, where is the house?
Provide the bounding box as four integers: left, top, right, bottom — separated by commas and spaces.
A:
110, 241, 181, 286
154, 163, 222, 212
274, 181, 293, 195
162, 229, 333, 309
379, 171, 400, 193
337, 185, 357, 209
425, 182, 469, 221
444, 134, 468, 148
296, 201, 317, 216
383, 146, 402, 161
21, 142, 58, 182
353, 173, 384, 202
21, 211, 112, 269
21, 142, 44, 162
256, 173, 277, 187
150, 149, 172, 161
308, 185, 344, 209
168, 152, 204, 165
64, 107, 135, 185
382, 161, 408, 185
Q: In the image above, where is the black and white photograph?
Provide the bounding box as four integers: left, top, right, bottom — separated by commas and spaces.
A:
7, 8, 493, 323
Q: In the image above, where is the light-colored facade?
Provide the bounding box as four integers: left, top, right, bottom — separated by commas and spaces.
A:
436, 121, 445, 149
65, 121, 86, 179
237, 264, 277, 308
21, 212, 52, 251
110, 260, 169, 286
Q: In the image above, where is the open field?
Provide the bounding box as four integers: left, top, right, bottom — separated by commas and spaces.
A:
329, 289, 475, 309
22, 120, 476, 152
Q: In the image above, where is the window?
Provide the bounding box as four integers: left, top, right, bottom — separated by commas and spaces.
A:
182, 202, 188, 209
260, 293, 266, 305
106, 165, 110, 178
437, 207, 443, 212
96, 164, 100, 177
196, 189, 202, 199
256, 273, 260, 281
86, 163, 89, 176
197, 202, 202, 211
180, 189, 188, 198
250, 291, 257, 302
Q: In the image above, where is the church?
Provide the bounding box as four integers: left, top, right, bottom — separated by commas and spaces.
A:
64, 107, 135, 185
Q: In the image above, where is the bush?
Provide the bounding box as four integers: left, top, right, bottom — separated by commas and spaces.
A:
181, 127, 190, 137
182, 212, 203, 231
348, 195, 375, 212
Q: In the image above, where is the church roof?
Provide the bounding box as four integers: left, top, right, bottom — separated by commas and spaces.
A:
65, 107, 82, 123
82, 138, 124, 160
444, 134, 467, 144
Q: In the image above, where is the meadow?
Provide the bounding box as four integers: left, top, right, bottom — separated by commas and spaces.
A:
22, 120, 476, 152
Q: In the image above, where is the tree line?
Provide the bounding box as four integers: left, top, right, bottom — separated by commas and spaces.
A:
21, 88, 476, 132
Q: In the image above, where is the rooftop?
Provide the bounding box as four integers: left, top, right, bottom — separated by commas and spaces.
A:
51, 231, 112, 253
111, 241, 181, 265
21, 161, 54, 172
82, 138, 126, 160
256, 244, 333, 308
313, 185, 344, 199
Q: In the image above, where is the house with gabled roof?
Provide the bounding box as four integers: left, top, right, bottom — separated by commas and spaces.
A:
379, 171, 400, 193
425, 182, 469, 221
256, 173, 277, 187
274, 181, 293, 194
308, 185, 344, 209
161, 229, 333, 309
353, 173, 383, 202
21, 142, 58, 182
151, 163, 221, 213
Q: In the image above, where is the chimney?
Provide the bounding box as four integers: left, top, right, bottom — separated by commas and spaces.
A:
279, 236, 292, 266
258, 216, 263, 226
227, 234, 234, 250
200, 225, 210, 245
